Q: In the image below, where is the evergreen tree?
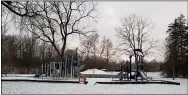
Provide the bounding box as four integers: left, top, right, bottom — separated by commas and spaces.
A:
164, 14, 187, 78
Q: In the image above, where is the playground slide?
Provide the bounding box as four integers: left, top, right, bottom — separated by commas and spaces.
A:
52, 69, 60, 78
114, 71, 152, 80
142, 71, 152, 79
113, 72, 122, 79
74, 64, 85, 73
116, 72, 122, 77
139, 71, 151, 81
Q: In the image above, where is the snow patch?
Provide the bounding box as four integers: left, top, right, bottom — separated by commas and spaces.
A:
81, 69, 110, 75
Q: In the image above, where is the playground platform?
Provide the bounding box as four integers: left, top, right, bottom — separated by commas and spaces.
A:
1, 78, 88, 84
95, 80, 180, 85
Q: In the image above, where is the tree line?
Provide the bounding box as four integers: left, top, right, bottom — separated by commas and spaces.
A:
1, 32, 163, 74
1, 34, 56, 74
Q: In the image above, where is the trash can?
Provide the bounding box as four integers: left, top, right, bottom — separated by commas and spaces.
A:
79, 75, 86, 84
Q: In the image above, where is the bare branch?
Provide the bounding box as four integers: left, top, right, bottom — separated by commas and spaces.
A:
116, 14, 156, 56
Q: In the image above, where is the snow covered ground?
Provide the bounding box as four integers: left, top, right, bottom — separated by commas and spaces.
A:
2, 71, 188, 94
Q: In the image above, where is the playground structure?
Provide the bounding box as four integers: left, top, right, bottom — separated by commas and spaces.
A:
116, 48, 149, 81
98, 49, 180, 85
39, 57, 85, 79
2, 52, 88, 84
35, 48, 85, 80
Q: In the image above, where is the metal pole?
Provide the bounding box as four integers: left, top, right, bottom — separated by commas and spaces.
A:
44, 64, 46, 78
72, 58, 74, 78
68, 58, 70, 79
57, 62, 60, 79
72, 57, 74, 79
46, 64, 48, 78
60, 62, 62, 78
42, 64, 43, 79
59, 62, 61, 78
64, 58, 66, 78
49, 64, 50, 77
71, 57, 72, 78
67, 58, 68, 78
136, 55, 138, 81
65, 57, 67, 78
50, 62, 51, 77
75, 47, 78, 78
54, 62, 55, 79
73, 65, 74, 78
63, 62, 64, 78
47, 64, 49, 77
62, 61, 64, 78
61, 62, 63, 78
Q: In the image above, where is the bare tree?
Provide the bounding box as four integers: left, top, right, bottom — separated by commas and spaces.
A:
16, 1, 97, 60
100, 37, 116, 64
104, 38, 116, 64
80, 34, 118, 70
116, 14, 156, 57
80, 33, 99, 71
90, 33, 99, 58
88, 33, 99, 70
80, 36, 93, 60
99, 36, 106, 58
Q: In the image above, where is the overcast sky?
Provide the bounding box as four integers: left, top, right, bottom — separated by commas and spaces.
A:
67, 1, 187, 62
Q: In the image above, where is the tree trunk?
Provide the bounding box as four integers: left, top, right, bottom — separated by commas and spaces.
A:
61, 37, 67, 61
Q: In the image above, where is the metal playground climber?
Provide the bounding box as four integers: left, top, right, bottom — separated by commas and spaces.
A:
37, 48, 85, 79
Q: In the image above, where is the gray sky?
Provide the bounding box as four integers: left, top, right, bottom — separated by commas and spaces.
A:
5, 1, 187, 62
68, 1, 187, 62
